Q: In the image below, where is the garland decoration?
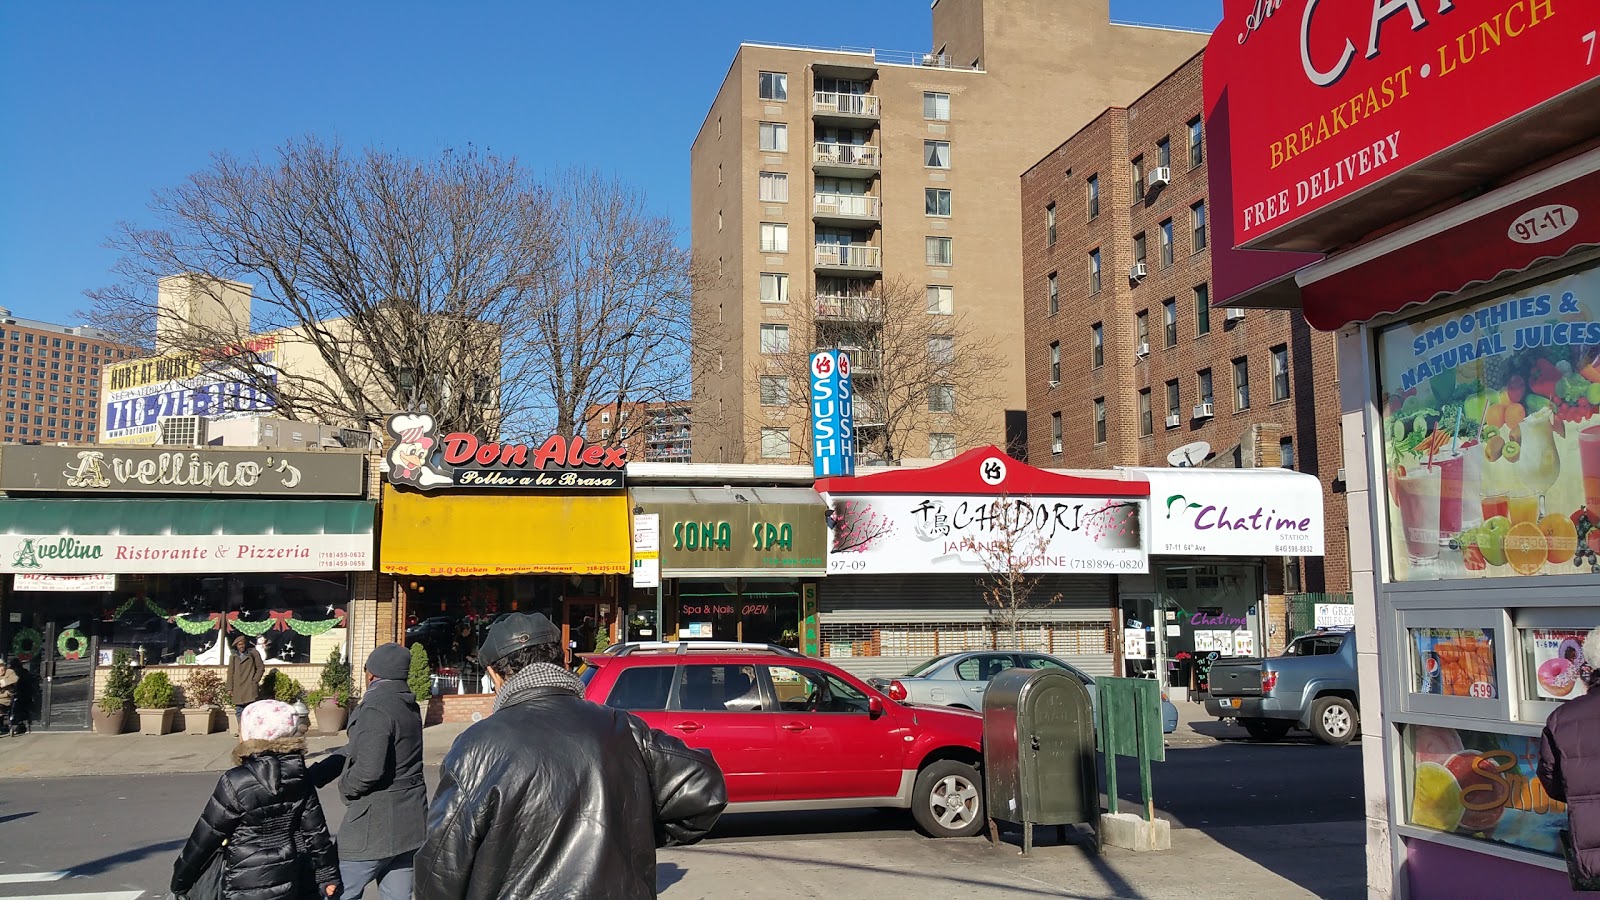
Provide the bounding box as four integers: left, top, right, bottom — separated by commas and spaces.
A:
10, 627, 42, 662
230, 618, 275, 638
112, 598, 137, 620
287, 616, 342, 636
173, 615, 218, 635
145, 599, 171, 618
56, 627, 88, 660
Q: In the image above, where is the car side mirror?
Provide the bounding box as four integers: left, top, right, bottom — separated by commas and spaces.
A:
869, 696, 885, 719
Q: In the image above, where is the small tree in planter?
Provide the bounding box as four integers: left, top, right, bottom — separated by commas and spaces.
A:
179, 668, 226, 734
307, 648, 357, 734
132, 671, 178, 735
94, 650, 137, 735
408, 643, 435, 723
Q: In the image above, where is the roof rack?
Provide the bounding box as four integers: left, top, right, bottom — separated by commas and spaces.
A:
610, 641, 803, 658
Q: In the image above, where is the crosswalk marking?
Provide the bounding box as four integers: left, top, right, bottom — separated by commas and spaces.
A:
0, 872, 145, 898
0, 871, 67, 883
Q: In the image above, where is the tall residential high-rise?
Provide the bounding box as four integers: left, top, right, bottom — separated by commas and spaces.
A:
690, 0, 1206, 464
581, 400, 693, 463
0, 308, 136, 444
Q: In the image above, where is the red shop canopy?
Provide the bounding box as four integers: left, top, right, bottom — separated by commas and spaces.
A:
814, 446, 1149, 498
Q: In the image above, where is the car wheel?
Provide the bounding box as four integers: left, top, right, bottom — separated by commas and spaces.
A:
1241, 719, 1292, 742
912, 760, 985, 838
1310, 697, 1358, 746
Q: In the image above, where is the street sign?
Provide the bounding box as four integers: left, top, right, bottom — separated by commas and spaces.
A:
632, 513, 660, 589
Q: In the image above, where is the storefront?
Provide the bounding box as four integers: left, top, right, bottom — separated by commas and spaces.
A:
377, 415, 630, 711
814, 446, 1150, 680
1204, 4, 1599, 894
629, 486, 827, 649
0, 444, 374, 731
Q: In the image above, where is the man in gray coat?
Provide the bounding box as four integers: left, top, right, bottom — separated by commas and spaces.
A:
335, 642, 427, 900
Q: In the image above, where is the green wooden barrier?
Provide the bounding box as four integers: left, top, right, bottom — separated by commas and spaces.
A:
1096, 676, 1164, 821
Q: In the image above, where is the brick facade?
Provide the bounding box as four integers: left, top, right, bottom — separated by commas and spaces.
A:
1021, 52, 1350, 593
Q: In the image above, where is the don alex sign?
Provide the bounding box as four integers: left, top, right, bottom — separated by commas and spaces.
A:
1210, 0, 1586, 246
385, 414, 625, 491
648, 502, 828, 575
0, 445, 365, 496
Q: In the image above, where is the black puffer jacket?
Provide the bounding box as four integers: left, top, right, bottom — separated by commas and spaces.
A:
414, 686, 727, 900
172, 738, 342, 900
1541, 689, 1600, 882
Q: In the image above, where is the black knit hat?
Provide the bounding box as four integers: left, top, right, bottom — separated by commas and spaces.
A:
365, 643, 412, 681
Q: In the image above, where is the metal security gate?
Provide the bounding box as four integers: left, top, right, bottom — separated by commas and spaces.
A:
817, 574, 1117, 680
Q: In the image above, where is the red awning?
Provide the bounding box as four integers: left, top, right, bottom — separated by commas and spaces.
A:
813, 446, 1149, 498
1297, 157, 1600, 331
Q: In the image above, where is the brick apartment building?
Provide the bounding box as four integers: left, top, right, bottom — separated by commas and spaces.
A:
0, 307, 136, 444
1020, 51, 1349, 595
581, 401, 692, 463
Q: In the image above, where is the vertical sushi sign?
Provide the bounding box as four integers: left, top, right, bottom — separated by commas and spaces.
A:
810, 350, 855, 478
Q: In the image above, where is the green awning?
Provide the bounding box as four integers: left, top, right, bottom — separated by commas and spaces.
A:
0, 499, 374, 535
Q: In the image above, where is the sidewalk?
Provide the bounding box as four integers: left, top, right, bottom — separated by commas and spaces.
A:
0, 722, 472, 779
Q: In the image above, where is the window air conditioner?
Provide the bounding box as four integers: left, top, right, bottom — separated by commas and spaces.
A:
1193, 401, 1215, 419
1148, 167, 1172, 188
1226, 308, 1247, 321
158, 416, 205, 447
1130, 262, 1148, 280
1048, 380, 1060, 389
1136, 341, 1149, 357
1165, 414, 1181, 428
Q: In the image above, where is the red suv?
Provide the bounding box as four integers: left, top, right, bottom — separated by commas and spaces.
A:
580, 642, 986, 837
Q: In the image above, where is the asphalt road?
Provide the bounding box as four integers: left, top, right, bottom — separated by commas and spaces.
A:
0, 740, 1361, 899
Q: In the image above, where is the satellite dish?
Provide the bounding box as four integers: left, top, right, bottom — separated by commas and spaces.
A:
1168, 441, 1211, 468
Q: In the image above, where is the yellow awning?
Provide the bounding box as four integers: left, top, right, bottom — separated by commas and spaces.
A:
380, 486, 630, 576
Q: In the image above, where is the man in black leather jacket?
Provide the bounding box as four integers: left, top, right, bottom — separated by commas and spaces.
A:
414, 613, 727, 900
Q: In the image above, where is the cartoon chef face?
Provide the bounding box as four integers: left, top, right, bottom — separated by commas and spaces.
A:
393, 438, 432, 476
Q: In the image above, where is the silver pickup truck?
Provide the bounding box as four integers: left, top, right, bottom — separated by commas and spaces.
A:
1203, 627, 1360, 746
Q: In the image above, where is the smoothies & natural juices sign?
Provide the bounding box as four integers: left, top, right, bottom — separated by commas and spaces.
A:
1406, 725, 1565, 857
1378, 267, 1600, 582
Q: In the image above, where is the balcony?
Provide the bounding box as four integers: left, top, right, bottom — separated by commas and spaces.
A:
812, 192, 881, 226
813, 142, 881, 177
831, 346, 883, 375
814, 243, 883, 274
812, 91, 881, 123
853, 399, 885, 427
815, 293, 882, 321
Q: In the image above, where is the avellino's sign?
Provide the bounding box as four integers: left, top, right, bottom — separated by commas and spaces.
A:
385, 414, 626, 492
0, 445, 366, 496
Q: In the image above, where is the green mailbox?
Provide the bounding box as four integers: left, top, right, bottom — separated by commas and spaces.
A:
982, 667, 1098, 854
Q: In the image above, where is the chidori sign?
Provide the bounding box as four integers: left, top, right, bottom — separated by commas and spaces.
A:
384, 414, 626, 492
0, 445, 366, 496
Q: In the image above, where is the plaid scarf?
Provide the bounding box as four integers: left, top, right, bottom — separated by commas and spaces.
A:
492, 662, 584, 713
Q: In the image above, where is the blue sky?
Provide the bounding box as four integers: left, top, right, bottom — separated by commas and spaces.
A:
0, 1, 1220, 324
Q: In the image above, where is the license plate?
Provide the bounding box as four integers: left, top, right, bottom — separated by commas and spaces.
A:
1222, 698, 1241, 709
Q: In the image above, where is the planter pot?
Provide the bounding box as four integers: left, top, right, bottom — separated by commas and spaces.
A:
182, 707, 222, 735
314, 700, 349, 734
92, 704, 131, 735
291, 700, 310, 736
137, 708, 178, 736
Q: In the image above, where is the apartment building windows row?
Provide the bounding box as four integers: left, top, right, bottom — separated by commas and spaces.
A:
1051, 412, 1063, 454
1195, 283, 1211, 335
1093, 398, 1107, 444
760, 324, 790, 354
1133, 233, 1147, 272
1188, 117, 1205, 169
1197, 368, 1214, 408
930, 433, 957, 461
1091, 323, 1103, 368
923, 92, 950, 121
1087, 174, 1100, 219
1162, 299, 1177, 347
1192, 201, 1208, 252
1132, 155, 1146, 203
759, 172, 788, 202
1160, 219, 1174, 268
925, 141, 951, 168
759, 122, 788, 152
1156, 137, 1171, 172
926, 236, 953, 266
1233, 357, 1251, 411
760, 222, 788, 253
926, 188, 952, 217
929, 384, 955, 413
1165, 380, 1180, 426
1047, 273, 1059, 315
761, 273, 789, 305
1049, 341, 1061, 383
760, 427, 789, 459
1046, 203, 1057, 246
1272, 345, 1291, 402
928, 335, 955, 367
1135, 311, 1149, 356
1089, 249, 1103, 294
759, 71, 787, 101
927, 284, 953, 315
1138, 388, 1153, 437
759, 375, 790, 406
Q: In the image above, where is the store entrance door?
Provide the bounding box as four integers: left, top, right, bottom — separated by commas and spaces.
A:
32, 622, 95, 731
563, 598, 601, 666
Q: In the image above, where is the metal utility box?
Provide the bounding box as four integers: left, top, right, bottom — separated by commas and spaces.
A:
982, 668, 1098, 853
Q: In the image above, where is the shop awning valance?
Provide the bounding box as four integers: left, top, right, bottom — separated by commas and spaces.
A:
380, 486, 630, 576
0, 499, 375, 574
631, 486, 827, 578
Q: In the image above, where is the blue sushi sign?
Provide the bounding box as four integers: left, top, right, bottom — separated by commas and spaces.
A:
810, 350, 855, 477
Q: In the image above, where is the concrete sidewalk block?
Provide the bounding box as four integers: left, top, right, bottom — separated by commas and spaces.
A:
1100, 811, 1172, 851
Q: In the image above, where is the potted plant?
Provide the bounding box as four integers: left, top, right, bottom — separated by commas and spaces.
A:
308, 648, 356, 734
93, 649, 136, 735
264, 670, 310, 735
133, 670, 178, 735
409, 643, 439, 724
179, 668, 226, 734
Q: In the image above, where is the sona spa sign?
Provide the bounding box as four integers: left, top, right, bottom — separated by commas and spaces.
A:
384, 414, 626, 491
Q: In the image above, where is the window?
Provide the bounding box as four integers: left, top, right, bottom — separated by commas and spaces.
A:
1157, 137, 1171, 170
1198, 368, 1214, 404
1132, 155, 1146, 202
927, 285, 953, 315
1135, 311, 1149, 350
923, 91, 950, 120
1133, 233, 1147, 269
1048, 342, 1061, 383
925, 188, 952, 216
759, 71, 788, 100
1233, 357, 1251, 410
956, 654, 1017, 681
1049, 412, 1064, 454
1195, 284, 1211, 335
1089, 249, 1102, 294
760, 375, 790, 406
758, 171, 788, 201
759, 122, 788, 152
929, 384, 955, 413
924, 141, 950, 168
1272, 344, 1291, 401
1163, 299, 1177, 347
926, 236, 953, 266
929, 433, 957, 460
604, 666, 675, 711
1160, 219, 1174, 267
759, 222, 788, 253
1046, 203, 1057, 246
1280, 436, 1296, 470
760, 324, 790, 354
1087, 174, 1100, 219
928, 335, 955, 367
1047, 273, 1059, 315
677, 664, 766, 712
760, 428, 790, 459
768, 666, 871, 714
1192, 201, 1208, 252
1166, 380, 1181, 422
1188, 117, 1205, 168
1139, 389, 1153, 437
1094, 398, 1107, 444
1091, 323, 1104, 368
760, 272, 789, 304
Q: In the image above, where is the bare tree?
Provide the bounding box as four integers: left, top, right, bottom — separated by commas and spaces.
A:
961, 496, 1064, 650
750, 277, 1004, 464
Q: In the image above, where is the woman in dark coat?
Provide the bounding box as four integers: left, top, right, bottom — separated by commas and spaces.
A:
171, 699, 342, 899
1538, 626, 1600, 890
